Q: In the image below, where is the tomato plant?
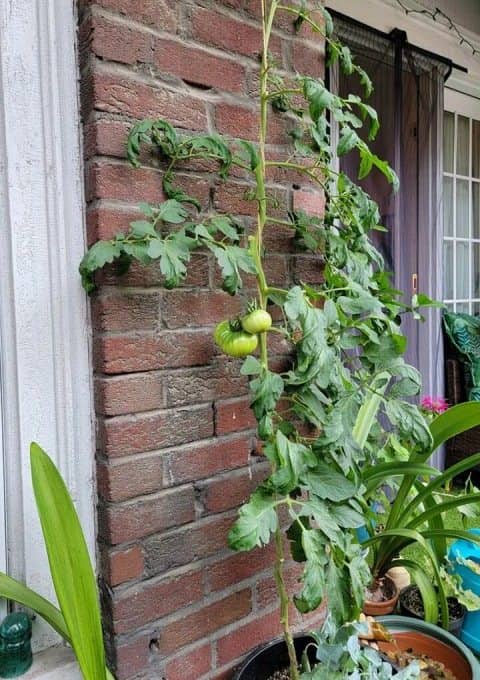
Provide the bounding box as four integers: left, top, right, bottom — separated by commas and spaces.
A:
241, 309, 272, 334
214, 320, 258, 357
79, 3, 445, 677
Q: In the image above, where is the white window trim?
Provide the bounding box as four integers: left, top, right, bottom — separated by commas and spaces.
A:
0, 0, 94, 675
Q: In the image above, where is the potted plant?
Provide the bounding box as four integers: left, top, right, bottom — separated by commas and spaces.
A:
359, 401, 480, 632
79, 2, 480, 677
0, 444, 114, 680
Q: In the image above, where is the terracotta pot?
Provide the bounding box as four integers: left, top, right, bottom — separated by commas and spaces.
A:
232, 617, 480, 679
376, 615, 480, 680
363, 575, 399, 616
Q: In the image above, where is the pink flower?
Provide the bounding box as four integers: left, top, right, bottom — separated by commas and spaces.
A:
420, 395, 449, 414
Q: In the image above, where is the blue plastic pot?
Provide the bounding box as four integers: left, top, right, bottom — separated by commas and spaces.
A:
448, 528, 480, 654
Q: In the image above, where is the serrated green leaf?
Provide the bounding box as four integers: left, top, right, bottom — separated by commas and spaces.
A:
337, 127, 359, 156
158, 199, 189, 224
228, 487, 278, 551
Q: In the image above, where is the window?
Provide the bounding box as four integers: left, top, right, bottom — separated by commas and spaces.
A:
443, 100, 480, 314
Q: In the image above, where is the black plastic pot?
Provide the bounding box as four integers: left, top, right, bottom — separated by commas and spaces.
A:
232, 635, 314, 680
399, 584, 466, 637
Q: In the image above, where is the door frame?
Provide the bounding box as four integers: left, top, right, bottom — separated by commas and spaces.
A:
0, 0, 95, 655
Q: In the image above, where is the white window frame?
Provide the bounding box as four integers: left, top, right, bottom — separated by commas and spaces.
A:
0, 0, 94, 675
443, 91, 480, 314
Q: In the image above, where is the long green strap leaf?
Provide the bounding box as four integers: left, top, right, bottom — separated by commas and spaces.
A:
31, 443, 107, 680
363, 462, 439, 495
391, 558, 439, 625
0, 573, 70, 641
364, 527, 448, 626
430, 402, 480, 453
352, 371, 389, 450
398, 452, 480, 526
407, 493, 480, 532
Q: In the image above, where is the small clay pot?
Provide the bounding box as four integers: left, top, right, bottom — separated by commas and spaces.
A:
399, 584, 466, 637
363, 575, 399, 616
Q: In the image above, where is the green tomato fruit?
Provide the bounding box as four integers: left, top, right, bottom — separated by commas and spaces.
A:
241, 309, 272, 334
214, 320, 258, 358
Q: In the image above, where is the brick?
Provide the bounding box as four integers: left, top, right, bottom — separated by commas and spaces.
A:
144, 514, 234, 574
264, 223, 296, 253
256, 562, 303, 609
165, 361, 247, 407
192, 8, 281, 60
113, 569, 203, 633
292, 188, 325, 217
90, 68, 207, 130
92, 291, 160, 332
163, 434, 251, 486
100, 486, 195, 544
89, 14, 154, 66
198, 465, 268, 515
97, 454, 162, 502
95, 373, 166, 417
94, 330, 215, 375
292, 254, 325, 284
157, 589, 252, 655
215, 103, 286, 144
216, 609, 281, 666
86, 205, 139, 244
87, 162, 210, 207
100, 404, 214, 456
214, 182, 287, 218
84, 118, 130, 160
162, 290, 243, 329
115, 633, 150, 680
215, 396, 256, 435
208, 543, 275, 592
107, 545, 145, 586
154, 37, 246, 93
86, 0, 177, 30
165, 642, 212, 680
292, 42, 325, 78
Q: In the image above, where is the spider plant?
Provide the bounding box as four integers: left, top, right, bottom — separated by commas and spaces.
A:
361, 402, 480, 628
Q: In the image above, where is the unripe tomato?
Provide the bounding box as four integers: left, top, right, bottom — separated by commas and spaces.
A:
214, 320, 258, 357
241, 309, 272, 334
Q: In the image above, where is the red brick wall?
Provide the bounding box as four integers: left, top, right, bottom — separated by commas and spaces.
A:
78, 1, 325, 678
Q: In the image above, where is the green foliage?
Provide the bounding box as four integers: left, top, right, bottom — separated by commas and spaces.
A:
0, 444, 114, 680
78, 2, 456, 677
300, 619, 419, 679
360, 402, 480, 629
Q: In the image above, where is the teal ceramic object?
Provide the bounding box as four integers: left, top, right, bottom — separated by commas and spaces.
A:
449, 528, 480, 654
0, 613, 32, 678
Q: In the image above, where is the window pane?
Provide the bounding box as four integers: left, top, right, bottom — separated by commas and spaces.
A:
474, 183, 480, 239
474, 243, 480, 298
443, 176, 454, 236
456, 179, 469, 237
457, 115, 470, 176
457, 302, 470, 313
444, 241, 454, 299
444, 111, 455, 173
457, 241, 469, 298
473, 120, 480, 179
473, 301, 480, 316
